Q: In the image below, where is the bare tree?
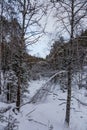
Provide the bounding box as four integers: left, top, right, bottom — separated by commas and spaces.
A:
50, 0, 87, 125
0, 0, 4, 94
10, 0, 48, 111
0, 0, 48, 111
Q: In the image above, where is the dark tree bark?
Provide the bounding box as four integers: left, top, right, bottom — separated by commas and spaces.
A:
0, 0, 4, 94
51, 0, 87, 125
65, 0, 74, 125
7, 83, 12, 103
7, 83, 10, 102
16, 0, 26, 112
16, 71, 21, 111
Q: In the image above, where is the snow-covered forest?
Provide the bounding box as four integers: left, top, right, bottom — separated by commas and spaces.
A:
0, 0, 87, 130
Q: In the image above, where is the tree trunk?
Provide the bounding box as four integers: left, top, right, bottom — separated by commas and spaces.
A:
16, 72, 21, 111
65, 63, 72, 125
0, 70, 1, 94
7, 83, 10, 102
65, 0, 74, 125
0, 0, 3, 94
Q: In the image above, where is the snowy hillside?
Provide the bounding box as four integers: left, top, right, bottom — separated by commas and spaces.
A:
1, 0, 87, 130
0, 77, 87, 130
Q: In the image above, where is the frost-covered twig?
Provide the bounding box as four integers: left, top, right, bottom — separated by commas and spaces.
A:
28, 118, 47, 127
0, 106, 11, 113
57, 98, 66, 101
59, 102, 66, 106
26, 108, 36, 117
72, 96, 87, 106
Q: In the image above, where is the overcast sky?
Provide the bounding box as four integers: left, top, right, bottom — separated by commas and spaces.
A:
29, 36, 50, 58
28, 16, 69, 58
28, 0, 87, 58
27, 0, 69, 58
28, 8, 56, 58
28, 4, 70, 58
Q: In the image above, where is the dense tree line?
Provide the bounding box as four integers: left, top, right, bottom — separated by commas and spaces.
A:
0, 15, 29, 103
0, 0, 46, 111
0, 0, 87, 129
47, 30, 87, 72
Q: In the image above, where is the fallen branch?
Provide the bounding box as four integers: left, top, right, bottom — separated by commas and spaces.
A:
12, 70, 67, 110
30, 71, 67, 103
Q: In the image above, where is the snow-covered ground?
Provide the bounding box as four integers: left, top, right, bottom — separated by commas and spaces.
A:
0, 77, 87, 130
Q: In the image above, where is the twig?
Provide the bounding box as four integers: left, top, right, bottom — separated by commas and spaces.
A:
59, 102, 66, 106
28, 118, 47, 127
26, 108, 36, 117
0, 106, 11, 113
72, 96, 87, 106
57, 98, 66, 101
